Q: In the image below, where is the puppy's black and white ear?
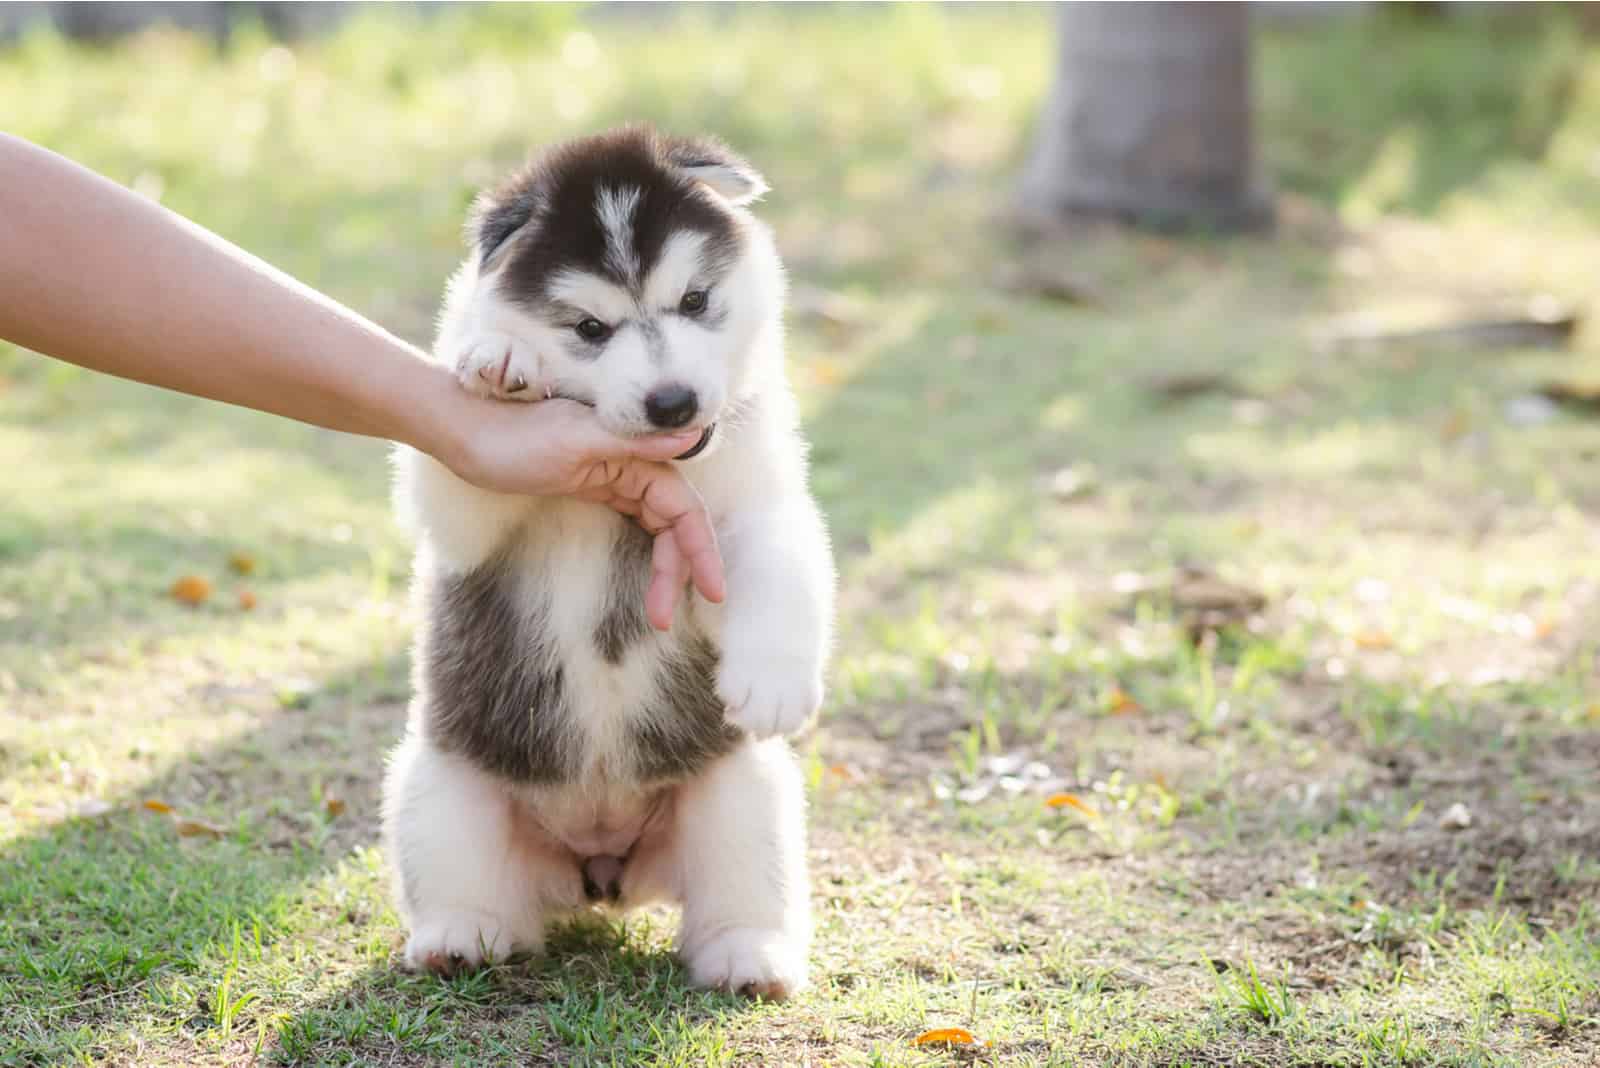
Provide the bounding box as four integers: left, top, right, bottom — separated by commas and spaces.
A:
469, 188, 538, 269
665, 137, 769, 206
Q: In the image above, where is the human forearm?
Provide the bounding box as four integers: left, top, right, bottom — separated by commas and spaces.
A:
0, 132, 462, 458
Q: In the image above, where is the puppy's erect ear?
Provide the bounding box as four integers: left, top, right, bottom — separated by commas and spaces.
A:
665, 136, 769, 207
469, 188, 538, 269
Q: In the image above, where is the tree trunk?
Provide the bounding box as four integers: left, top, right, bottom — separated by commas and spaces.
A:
1017, 3, 1272, 232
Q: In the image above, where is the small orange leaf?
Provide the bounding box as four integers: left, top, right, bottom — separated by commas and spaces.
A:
1107, 687, 1141, 715
228, 552, 257, 576
237, 589, 258, 611
173, 818, 224, 839
1533, 616, 1557, 641
142, 799, 173, 814
1046, 793, 1100, 818
1354, 629, 1393, 651
912, 1027, 981, 1047
324, 797, 346, 818
1585, 704, 1600, 724
170, 575, 211, 606
811, 360, 844, 386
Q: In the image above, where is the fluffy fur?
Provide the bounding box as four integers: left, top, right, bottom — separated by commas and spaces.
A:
383, 126, 835, 999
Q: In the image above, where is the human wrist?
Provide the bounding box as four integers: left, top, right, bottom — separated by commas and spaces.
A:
395, 358, 481, 479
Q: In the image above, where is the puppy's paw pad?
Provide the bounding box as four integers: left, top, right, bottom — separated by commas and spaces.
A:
453, 331, 542, 401
684, 927, 808, 1001
717, 654, 822, 739
403, 911, 512, 975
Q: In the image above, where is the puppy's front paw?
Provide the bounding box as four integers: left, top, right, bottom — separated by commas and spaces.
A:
717, 646, 822, 739
403, 909, 517, 976
683, 927, 809, 1001
453, 330, 543, 401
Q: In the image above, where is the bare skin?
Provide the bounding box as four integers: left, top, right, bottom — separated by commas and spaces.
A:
0, 134, 723, 625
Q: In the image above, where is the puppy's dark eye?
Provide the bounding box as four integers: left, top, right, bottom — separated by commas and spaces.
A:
575, 318, 610, 341
680, 290, 709, 316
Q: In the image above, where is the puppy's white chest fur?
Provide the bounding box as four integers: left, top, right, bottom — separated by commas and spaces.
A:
400, 467, 741, 801
507, 499, 722, 782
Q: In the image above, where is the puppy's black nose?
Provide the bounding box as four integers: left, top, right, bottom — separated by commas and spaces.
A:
644, 385, 699, 429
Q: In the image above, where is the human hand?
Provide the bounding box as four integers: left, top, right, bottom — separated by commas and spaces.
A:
445, 396, 724, 629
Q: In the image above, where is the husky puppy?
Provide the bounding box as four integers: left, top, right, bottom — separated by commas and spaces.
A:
384, 126, 834, 1000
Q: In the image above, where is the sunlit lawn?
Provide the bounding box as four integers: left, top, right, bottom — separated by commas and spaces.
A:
2, 6, 1598, 1065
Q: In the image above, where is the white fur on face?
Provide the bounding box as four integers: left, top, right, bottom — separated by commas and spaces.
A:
547, 269, 633, 327
459, 219, 785, 439
644, 232, 708, 310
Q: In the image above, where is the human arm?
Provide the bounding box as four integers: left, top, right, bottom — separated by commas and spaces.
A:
0, 133, 723, 614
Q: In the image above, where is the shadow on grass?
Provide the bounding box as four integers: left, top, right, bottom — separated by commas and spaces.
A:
0, 668, 402, 1062
0, 650, 758, 1066
270, 922, 751, 1067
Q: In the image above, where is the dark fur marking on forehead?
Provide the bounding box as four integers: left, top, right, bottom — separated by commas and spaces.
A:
483, 126, 747, 308
417, 550, 581, 784
631, 633, 743, 783
594, 521, 655, 665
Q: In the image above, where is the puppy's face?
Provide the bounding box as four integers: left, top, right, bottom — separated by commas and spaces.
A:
470, 128, 782, 448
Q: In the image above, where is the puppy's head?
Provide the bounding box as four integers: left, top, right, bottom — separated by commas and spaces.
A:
469, 125, 782, 450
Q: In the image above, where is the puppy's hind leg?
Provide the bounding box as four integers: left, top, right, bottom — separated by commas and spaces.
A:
671, 738, 811, 1000
383, 728, 570, 975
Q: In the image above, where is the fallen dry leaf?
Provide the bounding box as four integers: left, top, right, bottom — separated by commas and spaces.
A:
173, 818, 225, 839
228, 551, 257, 575
1538, 380, 1600, 412
142, 799, 173, 814
993, 260, 1103, 306
1440, 802, 1473, 831
237, 589, 258, 611
1163, 567, 1268, 644
809, 360, 844, 387
1142, 370, 1239, 403
324, 797, 346, 818
170, 575, 212, 606
76, 799, 113, 818
912, 1027, 982, 1048
1171, 569, 1268, 615
1354, 630, 1394, 651
1107, 688, 1141, 715
827, 763, 863, 784
1331, 303, 1579, 353
1046, 793, 1100, 819
1441, 410, 1471, 442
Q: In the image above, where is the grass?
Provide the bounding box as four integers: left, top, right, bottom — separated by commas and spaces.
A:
3, 3, 1600, 1065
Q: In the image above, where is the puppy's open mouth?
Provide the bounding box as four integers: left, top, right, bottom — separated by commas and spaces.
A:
674, 423, 716, 461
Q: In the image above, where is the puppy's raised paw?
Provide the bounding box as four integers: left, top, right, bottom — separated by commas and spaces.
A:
716, 648, 822, 739
454, 330, 544, 401
683, 927, 808, 1001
